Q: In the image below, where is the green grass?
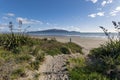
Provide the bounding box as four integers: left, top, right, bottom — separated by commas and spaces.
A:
39, 39, 82, 56
15, 54, 32, 63
30, 60, 40, 70
68, 40, 120, 80
68, 57, 109, 80
0, 33, 32, 50
89, 40, 120, 79
0, 33, 83, 79
66, 42, 83, 54
10, 67, 26, 79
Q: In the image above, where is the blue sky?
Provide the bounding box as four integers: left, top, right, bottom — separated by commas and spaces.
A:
0, 0, 120, 32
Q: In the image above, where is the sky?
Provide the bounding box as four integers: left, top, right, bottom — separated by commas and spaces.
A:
0, 0, 120, 32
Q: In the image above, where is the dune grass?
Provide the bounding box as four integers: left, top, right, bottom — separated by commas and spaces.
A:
0, 33, 82, 79
89, 40, 120, 80
68, 21, 120, 80
38, 39, 82, 56
68, 57, 109, 80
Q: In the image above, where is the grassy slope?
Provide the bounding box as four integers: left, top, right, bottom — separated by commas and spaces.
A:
68, 40, 120, 80
0, 34, 82, 80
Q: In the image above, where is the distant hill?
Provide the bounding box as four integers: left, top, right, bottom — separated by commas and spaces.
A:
28, 29, 81, 35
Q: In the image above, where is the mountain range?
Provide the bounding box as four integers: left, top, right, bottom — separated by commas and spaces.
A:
28, 29, 80, 34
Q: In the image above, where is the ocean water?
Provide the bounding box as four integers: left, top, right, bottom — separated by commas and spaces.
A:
28, 32, 118, 38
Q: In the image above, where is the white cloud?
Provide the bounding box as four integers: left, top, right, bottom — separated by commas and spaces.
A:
0, 23, 8, 30
110, 6, 120, 16
101, 0, 113, 6
67, 26, 81, 32
116, 7, 120, 11
107, 0, 113, 4
88, 14, 96, 18
91, 0, 98, 3
88, 12, 105, 18
6, 13, 15, 17
101, 1, 107, 6
86, 0, 98, 3
97, 12, 104, 16
16, 17, 43, 24
2, 13, 15, 20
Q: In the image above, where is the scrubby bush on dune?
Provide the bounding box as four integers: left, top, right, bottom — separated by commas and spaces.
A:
11, 67, 26, 79
89, 21, 120, 79
68, 21, 120, 80
68, 57, 109, 80
0, 21, 83, 79
0, 21, 45, 79
39, 38, 82, 55
60, 46, 71, 54
0, 33, 32, 51
89, 40, 120, 79
66, 42, 83, 54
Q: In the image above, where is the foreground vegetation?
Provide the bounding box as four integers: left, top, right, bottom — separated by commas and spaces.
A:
0, 33, 82, 80
68, 21, 120, 80
68, 40, 120, 80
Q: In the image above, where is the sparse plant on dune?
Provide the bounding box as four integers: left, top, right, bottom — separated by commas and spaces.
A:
89, 21, 120, 79
0, 21, 32, 51
68, 21, 120, 80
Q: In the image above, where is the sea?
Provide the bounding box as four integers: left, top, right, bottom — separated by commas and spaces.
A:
28, 32, 118, 39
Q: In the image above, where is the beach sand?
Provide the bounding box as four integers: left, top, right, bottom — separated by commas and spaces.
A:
35, 36, 107, 54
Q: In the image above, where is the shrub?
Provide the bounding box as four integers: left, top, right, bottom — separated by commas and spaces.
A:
0, 50, 14, 61
30, 60, 40, 70
66, 42, 82, 54
89, 40, 120, 79
30, 46, 41, 56
87, 21, 120, 79
68, 57, 109, 80
33, 73, 40, 80
36, 53, 45, 62
46, 48, 61, 56
15, 54, 32, 63
60, 46, 71, 54
0, 33, 31, 50
11, 68, 26, 79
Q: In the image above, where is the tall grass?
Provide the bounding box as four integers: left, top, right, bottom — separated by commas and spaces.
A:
68, 21, 120, 80
0, 33, 32, 50
88, 21, 120, 79
68, 57, 109, 80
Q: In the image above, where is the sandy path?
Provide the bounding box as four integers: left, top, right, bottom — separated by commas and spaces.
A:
39, 53, 81, 80
37, 36, 107, 80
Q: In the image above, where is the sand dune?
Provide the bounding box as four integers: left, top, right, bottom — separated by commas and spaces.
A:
33, 36, 107, 80
37, 36, 107, 54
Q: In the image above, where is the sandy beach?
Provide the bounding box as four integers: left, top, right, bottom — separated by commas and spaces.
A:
34, 36, 107, 54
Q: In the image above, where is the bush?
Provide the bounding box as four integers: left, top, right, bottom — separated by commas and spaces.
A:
36, 53, 45, 62
60, 46, 71, 54
0, 50, 14, 61
66, 42, 82, 54
15, 54, 32, 63
89, 40, 120, 79
0, 33, 31, 50
11, 68, 26, 79
30, 60, 40, 70
39, 40, 82, 56
68, 57, 109, 80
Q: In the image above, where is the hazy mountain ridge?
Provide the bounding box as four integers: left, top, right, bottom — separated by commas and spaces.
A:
28, 29, 81, 34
